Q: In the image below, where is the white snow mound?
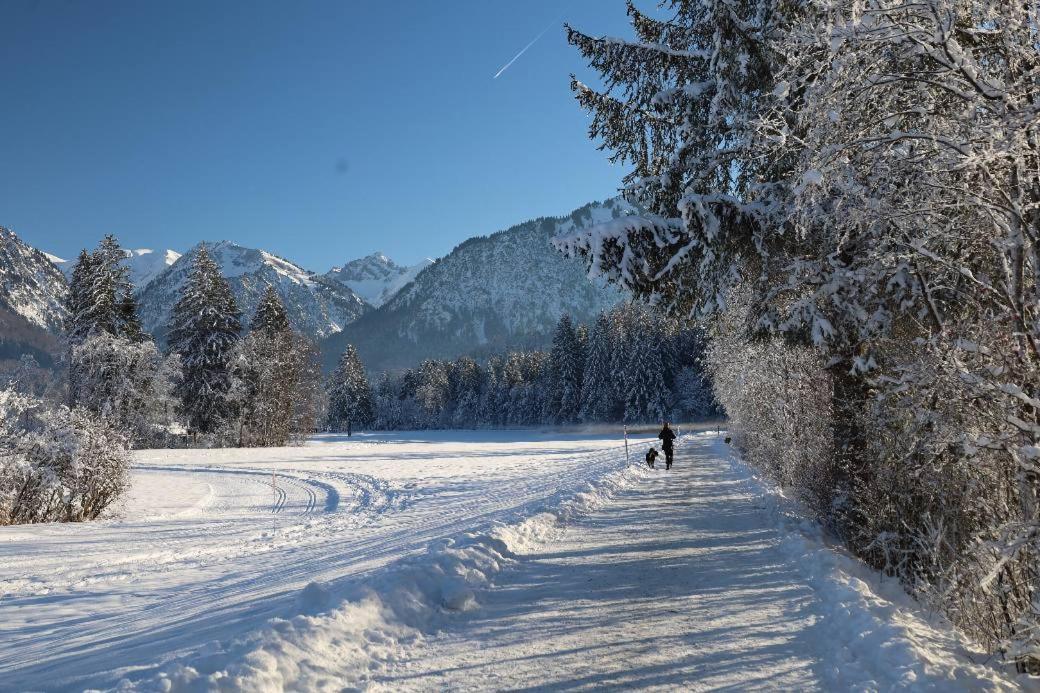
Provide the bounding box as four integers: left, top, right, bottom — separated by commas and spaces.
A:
114, 454, 647, 691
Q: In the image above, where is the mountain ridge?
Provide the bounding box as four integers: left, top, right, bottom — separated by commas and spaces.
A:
320, 199, 631, 372
136, 241, 369, 343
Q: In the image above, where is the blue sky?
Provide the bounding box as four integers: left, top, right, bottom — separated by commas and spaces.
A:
1, 1, 637, 271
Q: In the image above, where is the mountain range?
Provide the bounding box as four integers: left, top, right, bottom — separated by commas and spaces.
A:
319, 199, 629, 372
135, 241, 369, 343
0, 198, 631, 373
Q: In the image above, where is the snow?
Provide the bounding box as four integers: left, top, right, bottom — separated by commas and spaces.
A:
124, 248, 182, 290
0, 429, 644, 691
50, 247, 181, 291
0, 431, 1023, 691
324, 253, 434, 308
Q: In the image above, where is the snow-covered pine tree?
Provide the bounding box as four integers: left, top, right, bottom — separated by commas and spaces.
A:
624, 312, 670, 424
373, 371, 402, 431
231, 286, 301, 447
580, 312, 615, 422
65, 235, 138, 343
66, 236, 163, 417
66, 250, 100, 344
477, 357, 503, 427
251, 284, 291, 335
543, 314, 583, 424
116, 284, 146, 344
168, 246, 242, 436
328, 344, 374, 435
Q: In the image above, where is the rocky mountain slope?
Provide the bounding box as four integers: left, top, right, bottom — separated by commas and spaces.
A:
321, 200, 630, 372
0, 227, 68, 333
324, 253, 433, 308
137, 241, 368, 343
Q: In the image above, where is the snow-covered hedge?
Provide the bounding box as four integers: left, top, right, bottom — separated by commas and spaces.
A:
0, 388, 131, 525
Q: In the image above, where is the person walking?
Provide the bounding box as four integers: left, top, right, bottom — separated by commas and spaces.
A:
658, 421, 677, 470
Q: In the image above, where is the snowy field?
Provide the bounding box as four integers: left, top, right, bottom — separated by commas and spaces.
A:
0, 428, 655, 691
0, 428, 1027, 691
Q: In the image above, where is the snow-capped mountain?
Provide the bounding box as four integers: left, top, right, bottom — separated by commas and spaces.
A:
0, 227, 68, 333
137, 241, 368, 343
52, 247, 182, 292
321, 199, 631, 372
123, 248, 182, 290
325, 253, 433, 308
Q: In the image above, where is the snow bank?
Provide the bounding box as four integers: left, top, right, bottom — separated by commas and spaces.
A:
716, 438, 1025, 691
112, 452, 646, 692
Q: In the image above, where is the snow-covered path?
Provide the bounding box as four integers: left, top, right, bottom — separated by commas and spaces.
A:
377, 435, 1020, 691
382, 435, 822, 690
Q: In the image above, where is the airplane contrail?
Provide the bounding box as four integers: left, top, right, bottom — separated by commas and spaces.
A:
493, 13, 565, 79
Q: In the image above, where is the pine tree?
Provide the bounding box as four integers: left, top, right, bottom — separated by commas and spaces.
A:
251, 284, 291, 335
328, 344, 373, 434
230, 287, 303, 446
117, 284, 146, 343
168, 246, 242, 435
580, 312, 615, 422
65, 235, 143, 343
66, 250, 99, 344
544, 314, 583, 424
624, 314, 670, 424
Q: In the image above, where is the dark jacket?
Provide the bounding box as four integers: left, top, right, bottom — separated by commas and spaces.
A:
658, 426, 677, 450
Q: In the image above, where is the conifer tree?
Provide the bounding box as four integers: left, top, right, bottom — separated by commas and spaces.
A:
328, 344, 373, 435
624, 315, 670, 423
117, 284, 146, 343
66, 250, 99, 344
168, 246, 242, 435
580, 312, 615, 422
251, 284, 291, 335
231, 286, 302, 446
544, 314, 583, 424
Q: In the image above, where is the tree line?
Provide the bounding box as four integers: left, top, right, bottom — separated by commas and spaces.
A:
559, 0, 1039, 670
328, 303, 717, 432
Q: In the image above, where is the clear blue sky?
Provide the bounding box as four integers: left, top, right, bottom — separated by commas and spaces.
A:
1, 1, 637, 271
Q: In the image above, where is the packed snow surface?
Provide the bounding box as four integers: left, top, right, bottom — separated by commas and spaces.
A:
0, 431, 1024, 691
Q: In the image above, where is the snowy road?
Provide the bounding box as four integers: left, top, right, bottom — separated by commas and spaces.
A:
0, 430, 1022, 691
375, 435, 1018, 691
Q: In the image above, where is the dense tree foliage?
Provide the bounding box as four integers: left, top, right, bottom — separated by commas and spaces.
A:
168, 247, 242, 436
556, 0, 1040, 668
352, 304, 717, 431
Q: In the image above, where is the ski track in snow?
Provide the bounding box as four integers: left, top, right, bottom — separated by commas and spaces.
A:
0, 430, 643, 692
0, 431, 1028, 691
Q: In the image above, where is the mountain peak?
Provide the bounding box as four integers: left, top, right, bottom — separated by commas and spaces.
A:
325, 253, 432, 308
136, 241, 368, 343
0, 226, 68, 333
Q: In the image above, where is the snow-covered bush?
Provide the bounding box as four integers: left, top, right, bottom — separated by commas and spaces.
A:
0, 388, 131, 525
705, 289, 835, 517
69, 333, 180, 448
